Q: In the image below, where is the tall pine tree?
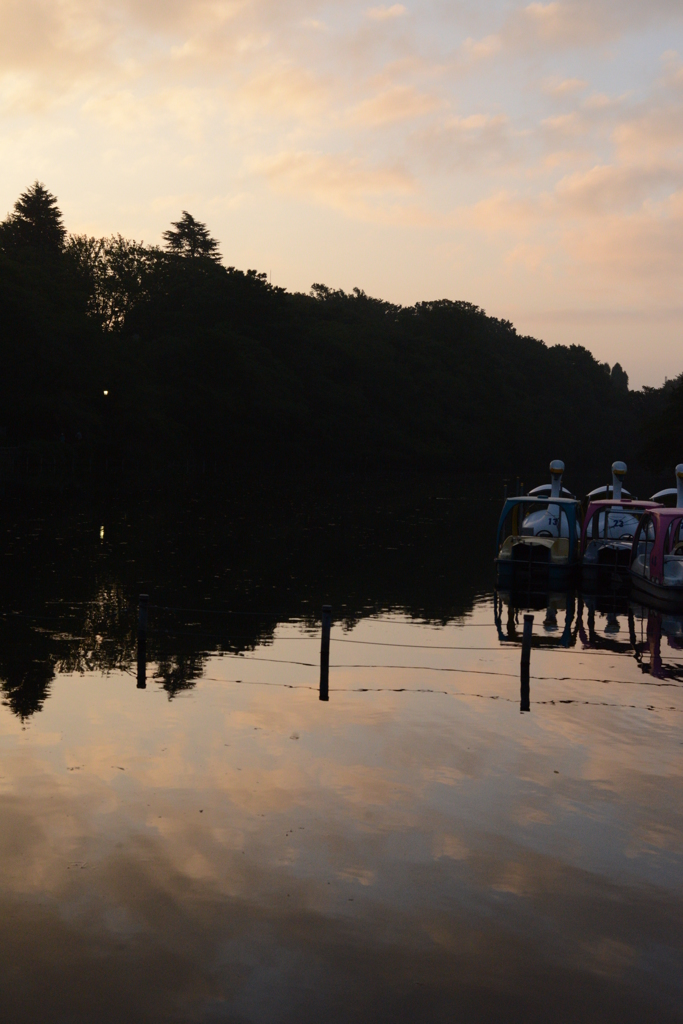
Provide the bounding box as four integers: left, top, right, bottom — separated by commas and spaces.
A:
162, 211, 221, 261
0, 181, 66, 256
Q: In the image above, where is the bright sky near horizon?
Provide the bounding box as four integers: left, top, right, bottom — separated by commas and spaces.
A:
1, 1, 683, 387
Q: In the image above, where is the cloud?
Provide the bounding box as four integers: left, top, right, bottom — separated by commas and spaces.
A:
523, 2, 566, 40
661, 50, 683, 88
252, 150, 415, 209
350, 85, 439, 126
415, 113, 514, 172
543, 77, 588, 97
462, 1, 683, 60
467, 190, 543, 232
81, 89, 151, 131
238, 64, 331, 118
0, 0, 107, 69
365, 5, 407, 21
554, 163, 683, 215
582, 92, 627, 110
460, 35, 503, 63
612, 104, 683, 162
525, 0, 683, 48
561, 193, 683, 290
505, 241, 549, 271
541, 111, 585, 137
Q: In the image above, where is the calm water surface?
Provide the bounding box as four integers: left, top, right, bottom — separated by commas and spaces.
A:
0, 480, 681, 1023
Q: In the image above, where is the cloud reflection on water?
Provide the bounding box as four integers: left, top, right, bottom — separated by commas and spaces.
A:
0, 618, 681, 1022
0, 488, 681, 1019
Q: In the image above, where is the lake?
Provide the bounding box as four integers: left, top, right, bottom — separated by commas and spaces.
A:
0, 477, 681, 1023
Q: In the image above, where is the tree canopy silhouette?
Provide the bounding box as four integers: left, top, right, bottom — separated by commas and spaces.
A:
162, 211, 221, 261
0, 181, 675, 485
640, 373, 683, 469
0, 181, 66, 256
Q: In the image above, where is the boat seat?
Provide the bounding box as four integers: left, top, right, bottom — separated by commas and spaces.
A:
498, 535, 570, 563
664, 554, 683, 583
631, 553, 649, 578
550, 538, 569, 562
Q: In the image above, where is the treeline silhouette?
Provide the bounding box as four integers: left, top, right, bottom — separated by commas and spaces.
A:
0, 182, 673, 482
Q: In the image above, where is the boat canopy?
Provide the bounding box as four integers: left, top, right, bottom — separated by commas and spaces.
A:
630, 508, 683, 588
496, 496, 582, 561
581, 499, 660, 554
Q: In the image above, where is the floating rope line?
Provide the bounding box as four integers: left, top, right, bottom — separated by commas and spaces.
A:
139, 626, 636, 657
148, 628, 544, 651
147, 626, 513, 650
528, 674, 683, 686
199, 653, 683, 688
203, 677, 316, 690
331, 638, 634, 656
211, 654, 521, 675
197, 677, 681, 712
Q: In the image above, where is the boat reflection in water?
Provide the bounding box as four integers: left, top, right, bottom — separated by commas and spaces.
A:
633, 602, 683, 681
494, 588, 578, 649
575, 595, 683, 685
496, 583, 683, 683
578, 591, 635, 653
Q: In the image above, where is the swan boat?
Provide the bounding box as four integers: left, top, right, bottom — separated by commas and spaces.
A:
495, 460, 582, 586
581, 462, 661, 582
629, 467, 683, 608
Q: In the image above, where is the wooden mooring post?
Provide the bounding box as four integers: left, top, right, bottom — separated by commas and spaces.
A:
137, 594, 149, 689
319, 604, 331, 701
520, 613, 533, 712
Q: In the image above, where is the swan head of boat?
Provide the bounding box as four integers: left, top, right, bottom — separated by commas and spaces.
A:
549, 459, 565, 499
611, 461, 627, 501
648, 465, 683, 505
520, 460, 573, 538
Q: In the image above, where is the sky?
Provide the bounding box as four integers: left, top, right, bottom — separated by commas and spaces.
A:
1, 1, 683, 388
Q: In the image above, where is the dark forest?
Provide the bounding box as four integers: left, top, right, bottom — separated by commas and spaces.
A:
0, 182, 677, 487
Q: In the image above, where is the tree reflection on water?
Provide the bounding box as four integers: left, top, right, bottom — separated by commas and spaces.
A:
0, 476, 500, 717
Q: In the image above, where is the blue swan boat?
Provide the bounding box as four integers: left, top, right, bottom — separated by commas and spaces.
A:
495, 460, 582, 587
